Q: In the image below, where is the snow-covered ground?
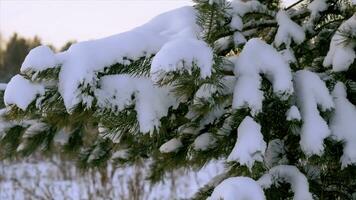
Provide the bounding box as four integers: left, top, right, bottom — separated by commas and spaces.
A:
0, 158, 224, 200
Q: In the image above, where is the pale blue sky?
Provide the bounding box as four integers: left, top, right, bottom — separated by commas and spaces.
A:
1, 0, 295, 48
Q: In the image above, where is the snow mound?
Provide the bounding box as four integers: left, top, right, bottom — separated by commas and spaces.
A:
227, 116, 266, 170
232, 38, 293, 115
21, 45, 59, 73
330, 82, 356, 168
4, 75, 45, 110
208, 176, 265, 200
275, 10, 305, 47
294, 70, 334, 156
151, 38, 213, 81
323, 15, 356, 72
95, 75, 177, 133
159, 138, 183, 153
193, 132, 216, 151
258, 165, 313, 200
286, 105, 301, 121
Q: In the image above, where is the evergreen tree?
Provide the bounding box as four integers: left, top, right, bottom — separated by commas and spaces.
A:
1, 0, 356, 199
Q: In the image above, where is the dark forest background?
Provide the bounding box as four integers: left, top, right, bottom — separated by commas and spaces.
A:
0, 33, 75, 82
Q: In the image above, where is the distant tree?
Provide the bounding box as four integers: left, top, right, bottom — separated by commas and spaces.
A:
60, 40, 76, 52
0, 33, 42, 82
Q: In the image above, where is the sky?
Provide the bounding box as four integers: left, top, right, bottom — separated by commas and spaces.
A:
0, 0, 295, 48
0, 0, 193, 48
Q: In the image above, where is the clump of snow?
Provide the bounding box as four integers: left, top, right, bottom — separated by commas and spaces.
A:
330, 82, 356, 168
208, 176, 265, 200
323, 15, 356, 72
21, 45, 59, 73
227, 116, 266, 170
159, 138, 183, 153
232, 38, 293, 115
95, 75, 177, 134
258, 165, 313, 200
264, 139, 288, 168
233, 32, 247, 46
308, 0, 328, 18
230, 16, 243, 31
4, 75, 45, 110
193, 132, 217, 151
280, 48, 296, 64
230, 0, 266, 17
275, 10, 305, 47
294, 70, 334, 156
228, 0, 267, 37
286, 105, 301, 121
151, 38, 213, 81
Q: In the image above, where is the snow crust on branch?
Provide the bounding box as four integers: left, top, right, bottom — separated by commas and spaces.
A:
275, 10, 305, 47
229, 0, 267, 32
232, 38, 293, 115
330, 82, 356, 168
227, 116, 266, 170
150, 38, 213, 82
323, 15, 356, 72
258, 165, 313, 200
294, 70, 334, 156
18, 7, 210, 113
21, 45, 59, 73
193, 132, 216, 151
286, 105, 301, 121
95, 75, 177, 133
159, 138, 183, 153
4, 75, 45, 110
208, 176, 265, 200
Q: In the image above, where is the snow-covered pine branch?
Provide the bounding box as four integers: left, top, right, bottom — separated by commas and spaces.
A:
1, 0, 356, 199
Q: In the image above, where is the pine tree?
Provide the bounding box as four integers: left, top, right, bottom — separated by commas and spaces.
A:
1, 0, 356, 199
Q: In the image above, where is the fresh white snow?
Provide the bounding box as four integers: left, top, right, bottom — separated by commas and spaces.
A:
294, 70, 334, 156
18, 6, 201, 112
21, 45, 59, 73
208, 176, 265, 200
193, 132, 217, 151
286, 105, 301, 121
275, 10, 305, 47
151, 38, 213, 81
330, 82, 356, 168
227, 116, 266, 170
323, 15, 356, 72
95, 74, 177, 133
159, 138, 183, 153
232, 38, 293, 115
4, 75, 45, 110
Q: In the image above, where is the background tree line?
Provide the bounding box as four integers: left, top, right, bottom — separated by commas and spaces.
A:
0, 33, 74, 82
